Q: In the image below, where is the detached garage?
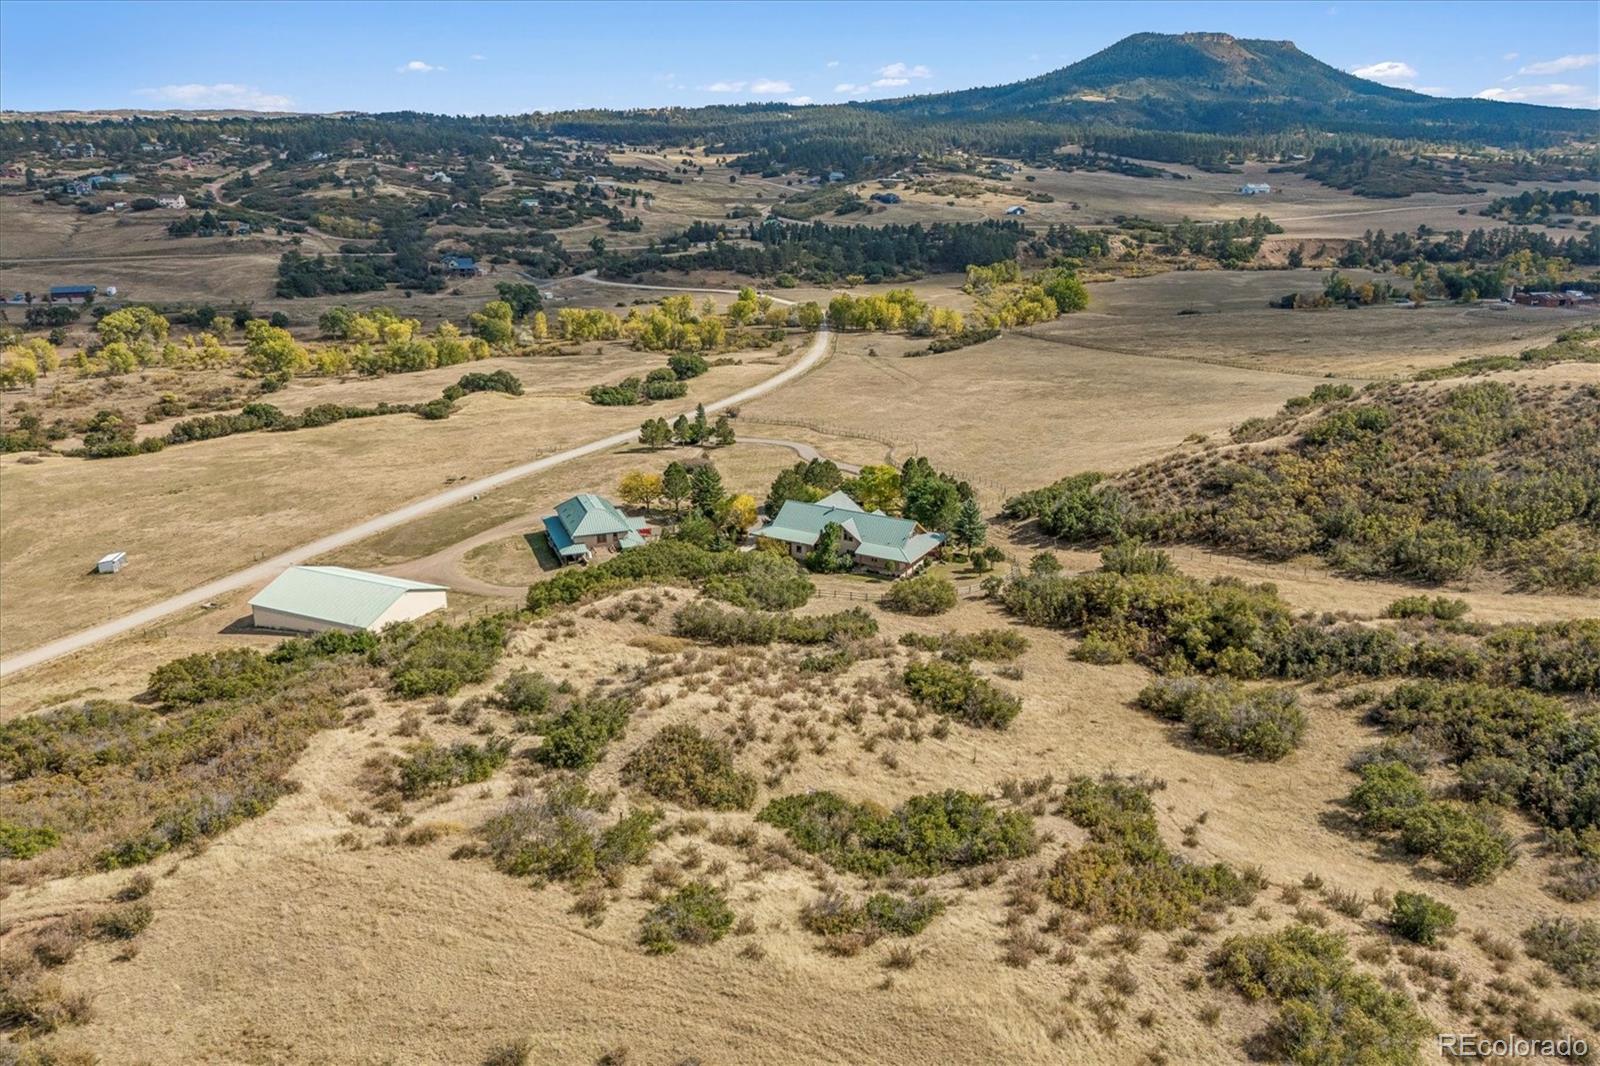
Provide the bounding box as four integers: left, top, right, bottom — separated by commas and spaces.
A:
249, 566, 448, 634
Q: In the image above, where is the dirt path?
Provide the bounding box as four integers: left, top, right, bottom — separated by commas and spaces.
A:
0, 323, 834, 678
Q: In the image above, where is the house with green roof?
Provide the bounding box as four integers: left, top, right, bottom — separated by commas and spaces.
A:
759, 491, 945, 576
542, 493, 654, 565
249, 566, 448, 634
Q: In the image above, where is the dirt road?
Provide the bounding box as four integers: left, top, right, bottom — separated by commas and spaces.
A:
0, 320, 833, 678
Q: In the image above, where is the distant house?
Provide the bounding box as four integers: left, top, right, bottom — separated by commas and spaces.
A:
759, 491, 945, 577
61, 180, 92, 197
425, 171, 453, 184
439, 254, 480, 277
48, 285, 97, 303
1514, 290, 1594, 307
156, 194, 187, 209
542, 493, 653, 566
96, 551, 126, 574
519, 197, 541, 208
249, 565, 448, 634
826, 171, 846, 183
870, 192, 901, 204
1239, 183, 1272, 196
1004, 205, 1027, 216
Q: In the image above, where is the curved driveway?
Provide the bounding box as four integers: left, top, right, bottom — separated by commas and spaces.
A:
0, 315, 832, 678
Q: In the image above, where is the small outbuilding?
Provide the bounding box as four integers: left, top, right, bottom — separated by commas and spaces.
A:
249, 565, 448, 634
96, 551, 126, 574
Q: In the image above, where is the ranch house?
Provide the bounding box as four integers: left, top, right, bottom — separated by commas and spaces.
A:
759, 491, 946, 577
542, 493, 654, 566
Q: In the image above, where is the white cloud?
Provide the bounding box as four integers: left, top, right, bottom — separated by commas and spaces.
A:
825, 60, 840, 68
877, 62, 931, 81
703, 80, 746, 92
834, 82, 865, 95
872, 77, 909, 88
1350, 60, 1419, 86
1502, 52, 1519, 61
787, 96, 813, 106
750, 79, 793, 94
1475, 82, 1600, 107
135, 83, 293, 110
1518, 53, 1598, 75
469, 54, 486, 61
398, 59, 444, 73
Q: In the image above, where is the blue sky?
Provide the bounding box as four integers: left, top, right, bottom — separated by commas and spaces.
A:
2, 0, 1596, 114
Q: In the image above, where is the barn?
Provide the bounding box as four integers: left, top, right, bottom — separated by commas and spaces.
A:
249, 565, 448, 634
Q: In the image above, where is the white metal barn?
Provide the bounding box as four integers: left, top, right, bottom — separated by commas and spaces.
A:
248, 566, 448, 634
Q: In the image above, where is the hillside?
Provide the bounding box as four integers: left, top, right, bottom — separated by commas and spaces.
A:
865, 32, 1592, 142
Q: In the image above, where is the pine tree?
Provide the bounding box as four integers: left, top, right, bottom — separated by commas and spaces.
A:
953, 497, 987, 555
690, 463, 725, 517
662, 461, 692, 514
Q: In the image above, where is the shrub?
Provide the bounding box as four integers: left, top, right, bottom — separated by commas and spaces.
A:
1394, 802, 1515, 885
146, 648, 281, 705
800, 892, 944, 941
1048, 775, 1259, 930
1523, 917, 1600, 990
699, 552, 813, 610
620, 725, 757, 811
1347, 760, 1429, 831
479, 778, 658, 885
529, 696, 632, 770
672, 601, 876, 646
397, 737, 512, 799
1389, 890, 1456, 945
493, 671, 554, 718
1135, 677, 1306, 760
902, 659, 1021, 729
638, 882, 734, 954
379, 618, 508, 698
482, 1038, 534, 1066
1370, 681, 1599, 834
92, 901, 153, 940
456, 369, 524, 396
527, 540, 813, 613
1383, 595, 1470, 621
880, 573, 958, 616
899, 629, 1028, 662
758, 790, 1036, 876
0, 821, 59, 860
1208, 924, 1430, 1065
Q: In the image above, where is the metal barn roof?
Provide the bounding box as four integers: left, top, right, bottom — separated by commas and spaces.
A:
249, 566, 445, 630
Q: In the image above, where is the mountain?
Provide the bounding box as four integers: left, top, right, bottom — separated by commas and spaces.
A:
864, 32, 1593, 141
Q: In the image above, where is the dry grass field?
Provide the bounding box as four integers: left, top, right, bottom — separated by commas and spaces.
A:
4, 586, 1594, 1065
0, 346, 792, 652
4, 139, 1598, 1066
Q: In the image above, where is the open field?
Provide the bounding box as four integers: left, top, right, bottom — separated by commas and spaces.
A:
4, 116, 1599, 1066
0, 346, 793, 653
4, 584, 1594, 1064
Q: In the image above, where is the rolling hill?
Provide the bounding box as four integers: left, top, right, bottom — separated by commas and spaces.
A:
866, 32, 1595, 141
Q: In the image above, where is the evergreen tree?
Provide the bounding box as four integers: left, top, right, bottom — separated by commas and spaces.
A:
690, 463, 725, 517
639, 417, 672, 449
953, 497, 988, 554
662, 461, 692, 514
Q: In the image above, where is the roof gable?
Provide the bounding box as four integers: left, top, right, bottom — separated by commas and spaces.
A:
764, 497, 940, 562
249, 566, 445, 629
551, 493, 634, 537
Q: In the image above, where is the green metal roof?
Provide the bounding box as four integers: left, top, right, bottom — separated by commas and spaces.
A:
763, 493, 945, 564
249, 566, 445, 630
550, 493, 637, 538
542, 515, 592, 558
